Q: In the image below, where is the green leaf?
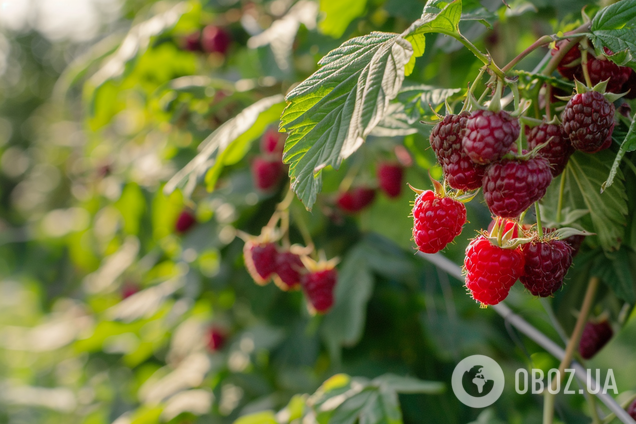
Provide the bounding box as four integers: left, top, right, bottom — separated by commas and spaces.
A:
319, 0, 367, 38
591, 248, 636, 303
234, 411, 279, 424
591, 0, 636, 32
373, 374, 445, 394
603, 116, 636, 192
394, 84, 463, 123
542, 152, 628, 253
165, 95, 285, 198
589, 29, 636, 64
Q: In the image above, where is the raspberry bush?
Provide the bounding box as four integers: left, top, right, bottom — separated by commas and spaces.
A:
2, 0, 636, 423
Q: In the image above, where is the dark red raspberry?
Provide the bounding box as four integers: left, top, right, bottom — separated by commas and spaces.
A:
377, 162, 404, 198
627, 399, 636, 420
273, 250, 304, 291
302, 268, 337, 313
519, 239, 572, 297
244, 240, 278, 285
201, 25, 232, 55
564, 234, 585, 257
252, 157, 284, 191
464, 235, 525, 305
622, 71, 636, 99
551, 40, 581, 80
260, 128, 283, 155
207, 327, 226, 351
175, 210, 197, 233
412, 190, 466, 254
584, 57, 633, 94
182, 32, 201, 52
562, 91, 615, 153
578, 320, 613, 359
443, 156, 486, 191
337, 187, 376, 213
527, 123, 574, 177
463, 110, 520, 165
482, 157, 552, 218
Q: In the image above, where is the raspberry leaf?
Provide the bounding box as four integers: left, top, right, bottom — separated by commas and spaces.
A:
603, 114, 636, 192
590, 0, 636, 65
591, 248, 636, 303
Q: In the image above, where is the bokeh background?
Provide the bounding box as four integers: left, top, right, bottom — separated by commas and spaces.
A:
0, 0, 635, 423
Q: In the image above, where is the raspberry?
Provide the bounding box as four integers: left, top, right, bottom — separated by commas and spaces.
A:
207, 327, 226, 352
487, 218, 519, 238
175, 210, 197, 233
585, 57, 633, 94
121, 283, 139, 299
260, 128, 283, 155
182, 32, 201, 52
302, 268, 337, 313
252, 157, 284, 191
527, 123, 574, 177
337, 187, 376, 213
627, 399, 636, 420
482, 157, 552, 218
564, 234, 585, 257
377, 162, 404, 198
201, 25, 231, 55
519, 239, 572, 297
562, 91, 615, 153
462, 110, 520, 165
412, 190, 466, 254
578, 320, 613, 359
244, 240, 278, 285
551, 40, 581, 80
273, 250, 304, 291
464, 235, 525, 305
430, 113, 486, 190
622, 70, 636, 99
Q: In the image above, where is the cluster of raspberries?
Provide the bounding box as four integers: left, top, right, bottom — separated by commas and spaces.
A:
243, 236, 338, 314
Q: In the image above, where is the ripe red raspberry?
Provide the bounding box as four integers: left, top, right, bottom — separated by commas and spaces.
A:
273, 250, 304, 291
175, 210, 197, 233
464, 235, 525, 305
201, 25, 232, 55
207, 327, 226, 351
483, 157, 552, 218
487, 218, 519, 238
562, 91, 615, 153
412, 190, 466, 254
578, 320, 613, 359
302, 267, 337, 313
527, 123, 574, 177
243, 240, 278, 285
377, 162, 404, 198
252, 157, 284, 191
627, 399, 636, 420
337, 187, 376, 213
551, 40, 581, 80
519, 239, 572, 297
585, 57, 633, 94
622, 70, 636, 99
260, 128, 283, 155
463, 110, 520, 165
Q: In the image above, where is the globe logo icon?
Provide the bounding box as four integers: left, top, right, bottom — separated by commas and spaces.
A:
452, 355, 505, 408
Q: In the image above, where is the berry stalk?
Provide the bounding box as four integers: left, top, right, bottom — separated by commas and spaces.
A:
535, 202, 544, 238
543, 277, 600, 424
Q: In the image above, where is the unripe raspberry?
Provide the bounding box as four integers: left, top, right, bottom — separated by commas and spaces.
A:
337, 187, 376, 213
562, 91, 615, 153
252, 157, 284, 191
175, 210, 197, 233
244, 240, 278, 285
526, 123, 574, 177
464, 236, 525, 305
520, 239, 572, 297
201, 25, 232, 55
273, 250, 305, 291
463, 110, 520, 165
412, 190, 466, 254
482, 157, 552, 218
302, 267, 337, 314
579, 320, 613, 359
377, 162, 404, 198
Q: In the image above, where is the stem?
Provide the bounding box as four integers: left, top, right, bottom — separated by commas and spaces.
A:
535, 202, 544, 238
439, 30, 505, 78
581, 40, 593, 87
588, 389, 602, 424
543, 277, 600, 424
502, 35, 554, 72
556, 173, 566, 224
545, 84, 552, 120
542, 22, 591, 76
